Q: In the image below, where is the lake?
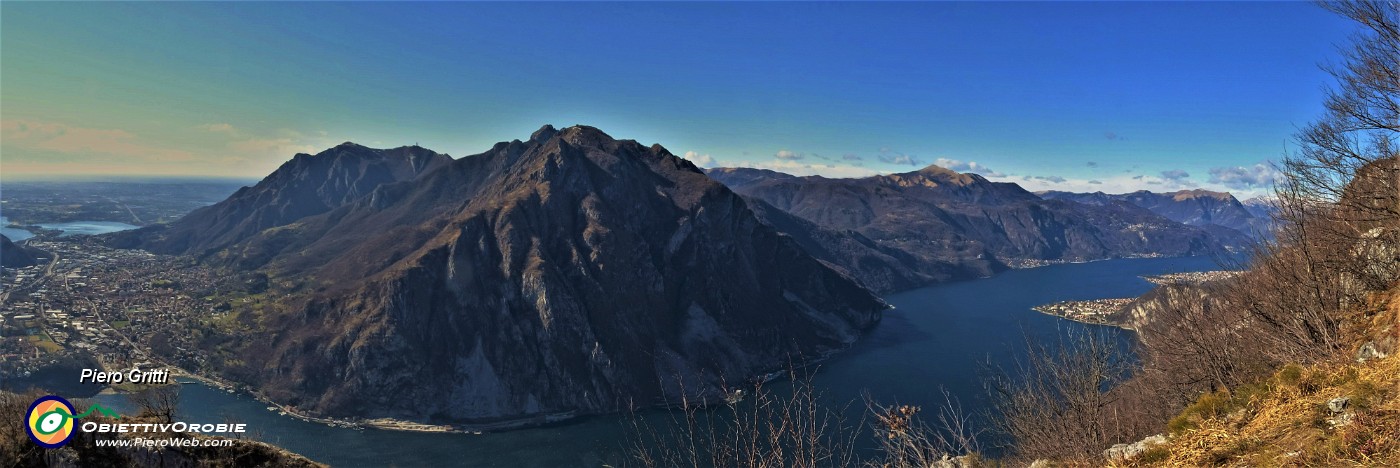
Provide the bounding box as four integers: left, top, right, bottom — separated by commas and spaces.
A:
88, 255, 1225, 466
37, 221, 141, 237
0, 216, 35, 241
0, 216, 139, 240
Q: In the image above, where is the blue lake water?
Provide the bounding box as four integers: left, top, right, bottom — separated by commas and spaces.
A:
36, 221, 140, 237
0, 216, 35, 241
87, 255, 1225, 467
0, 216, 139, 240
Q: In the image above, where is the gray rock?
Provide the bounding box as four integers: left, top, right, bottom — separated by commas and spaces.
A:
1327, 397, 1350, 414
1329, 412, 1355, 428
1103, 434, 1168, 462
931, 454, 978, 468
1357, 341, 1389, 363
1103, 443, 1132, 462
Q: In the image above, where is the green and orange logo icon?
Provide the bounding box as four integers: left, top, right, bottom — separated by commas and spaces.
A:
26, 396, 77, 448
24, 395, 122, 448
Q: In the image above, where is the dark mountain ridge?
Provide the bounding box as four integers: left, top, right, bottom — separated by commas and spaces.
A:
708, 166, 1232, 290
109, 143, 452, 260
1038, 189, 1271, 238
120, 126, 885, 424
0, 234, 44, 268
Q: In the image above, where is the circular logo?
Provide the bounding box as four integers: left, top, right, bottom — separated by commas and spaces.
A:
26, 396, 76, 448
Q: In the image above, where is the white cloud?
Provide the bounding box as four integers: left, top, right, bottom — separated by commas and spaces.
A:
983, 170, 1280, 196
1020, 175, 1067, 184
1209, 162, 1281, 190
736, 159, 881, 178
775, 149, 804, 160
878, 153, 922, 166
2, 119, 195, 162
933, 157, 1004, 177
1160, 169, 1191, 182
683, 151, 717, 168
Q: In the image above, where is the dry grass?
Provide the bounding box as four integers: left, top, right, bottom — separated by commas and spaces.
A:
1123, 293, 1400, 467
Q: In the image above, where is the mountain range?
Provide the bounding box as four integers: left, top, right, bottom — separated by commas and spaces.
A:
1038, 189, 1272, 239
707, 166, 1246, 292
105, 125, 1263, 425
113, 125, 883, 424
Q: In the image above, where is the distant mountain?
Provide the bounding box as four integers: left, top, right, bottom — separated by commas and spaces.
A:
109, 143, 452, 262
705, 167, 798, 191
1038, 189, 1271, 237
129, 126, 884, 424
708, 166, 1231, 286
742, 197, 988, 293
0, 234, 43, 268
1241, 196, 1279, 219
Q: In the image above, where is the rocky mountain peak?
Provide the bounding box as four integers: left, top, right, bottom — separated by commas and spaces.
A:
892, 164, 983, 188
915, 163, 963, 177
556, 124, 618, 148
128, 126, 886, 424
110, 141, 453, 257
334, 141, 364, 149
529, 124, 559, 143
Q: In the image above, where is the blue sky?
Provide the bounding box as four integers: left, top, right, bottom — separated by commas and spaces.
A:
0, 2, 1356, 196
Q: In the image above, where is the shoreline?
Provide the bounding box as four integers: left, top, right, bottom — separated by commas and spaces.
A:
112, 255, 1214, 436
1030, 298, 1135, 330
152, 336, 866, 435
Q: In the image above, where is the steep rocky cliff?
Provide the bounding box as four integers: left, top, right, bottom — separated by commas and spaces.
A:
161, 126, 884, 424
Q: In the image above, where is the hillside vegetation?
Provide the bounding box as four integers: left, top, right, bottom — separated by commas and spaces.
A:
630, 2, 1399, 466
1040, 1, 1400, 465
1125, 295, 1398, 466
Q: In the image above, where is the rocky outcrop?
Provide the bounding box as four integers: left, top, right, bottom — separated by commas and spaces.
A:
166, 126, 884, 424
1103, 434, 1168, 463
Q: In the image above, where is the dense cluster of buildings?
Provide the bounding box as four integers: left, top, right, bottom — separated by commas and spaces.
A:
1031, 298, 1134, 327
1, 237, 224, 380
1141, 270, 1239, 286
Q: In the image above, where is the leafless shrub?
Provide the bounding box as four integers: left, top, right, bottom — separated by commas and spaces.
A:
1288, 1, 1398, 229
624, 370, 995, 467
984, 328, 1133, 463
866, 388, 983, 468
0, 389, 47, 464
625, 371, 858, 468
131, 384, 180, 425
1211, 0, 1400, 364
